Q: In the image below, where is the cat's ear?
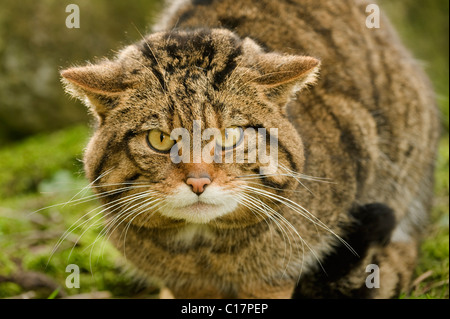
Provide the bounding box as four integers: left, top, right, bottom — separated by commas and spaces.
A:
252, 54, 320, 88
61, 61, 132, 121
242, 38, 320, 107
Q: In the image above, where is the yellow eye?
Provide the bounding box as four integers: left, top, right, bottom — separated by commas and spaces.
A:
216, 126, 244, 149
147, 129, 175, 153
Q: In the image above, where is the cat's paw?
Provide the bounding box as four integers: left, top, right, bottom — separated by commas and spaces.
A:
159, 287, 175, 299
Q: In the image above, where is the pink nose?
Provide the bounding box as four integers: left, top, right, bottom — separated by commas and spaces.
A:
186, 177, 211, 195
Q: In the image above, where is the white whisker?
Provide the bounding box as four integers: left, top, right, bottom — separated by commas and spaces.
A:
47, 187, 159, 266
238, 185, 357, 258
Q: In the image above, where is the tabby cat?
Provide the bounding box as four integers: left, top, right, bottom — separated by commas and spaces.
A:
61, 0, 440, 298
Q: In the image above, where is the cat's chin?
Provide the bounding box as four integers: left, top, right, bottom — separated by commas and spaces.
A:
161, 203, 237, 224
159, 184, 239, 224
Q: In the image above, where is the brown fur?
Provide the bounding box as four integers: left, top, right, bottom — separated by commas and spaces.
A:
61, 0, 440, 298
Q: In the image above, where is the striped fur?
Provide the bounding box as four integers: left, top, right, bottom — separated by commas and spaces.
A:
61, 0, 440, 298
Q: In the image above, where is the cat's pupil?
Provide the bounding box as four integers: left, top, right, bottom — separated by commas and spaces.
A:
160, 132, 164, 143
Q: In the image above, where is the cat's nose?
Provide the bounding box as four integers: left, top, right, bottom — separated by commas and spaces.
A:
186, 177, 211, 195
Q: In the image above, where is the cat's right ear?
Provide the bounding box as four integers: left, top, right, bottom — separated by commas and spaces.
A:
61, 61, 132, 122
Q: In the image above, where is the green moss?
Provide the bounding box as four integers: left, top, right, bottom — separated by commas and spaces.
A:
0, 282, 22, 298
0, 125, 90, 199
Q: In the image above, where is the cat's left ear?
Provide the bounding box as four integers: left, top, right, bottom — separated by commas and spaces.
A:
61, 61, 133, 122
242, 38, 320, 107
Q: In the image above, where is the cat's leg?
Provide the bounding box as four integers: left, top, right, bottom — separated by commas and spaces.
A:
159, 287, 175, 299
237, 285, 295, 299
292, 203, 419, 298
172, 283, 295, 299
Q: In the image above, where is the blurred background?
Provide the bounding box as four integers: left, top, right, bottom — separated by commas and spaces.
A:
0, 0, 163, 144
0, 0, 448, 298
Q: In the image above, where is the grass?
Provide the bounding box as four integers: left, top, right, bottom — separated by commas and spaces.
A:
0, 124, 448, 299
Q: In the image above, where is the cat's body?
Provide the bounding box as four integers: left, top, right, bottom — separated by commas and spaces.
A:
61, 0, 440, 298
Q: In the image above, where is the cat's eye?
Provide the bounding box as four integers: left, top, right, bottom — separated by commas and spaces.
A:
147, 129, 175, 153
216, 126, 244, 150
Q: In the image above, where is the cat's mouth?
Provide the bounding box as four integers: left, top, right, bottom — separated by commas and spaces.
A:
159, 184, 239, 224
181, 201, 217, 210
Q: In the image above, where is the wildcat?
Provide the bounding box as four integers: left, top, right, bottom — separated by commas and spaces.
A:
61, 0, 440, 298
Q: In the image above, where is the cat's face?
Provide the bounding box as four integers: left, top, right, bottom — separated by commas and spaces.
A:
62, 29, 319, 229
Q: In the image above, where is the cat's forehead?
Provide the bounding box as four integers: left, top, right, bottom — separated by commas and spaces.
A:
125, 29, 251, 131
137, 29, 242, 68
134, 29, 242, 88
128, 99, 250, 134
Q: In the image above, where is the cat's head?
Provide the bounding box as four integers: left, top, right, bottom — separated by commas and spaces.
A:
61, 28, 319, 228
